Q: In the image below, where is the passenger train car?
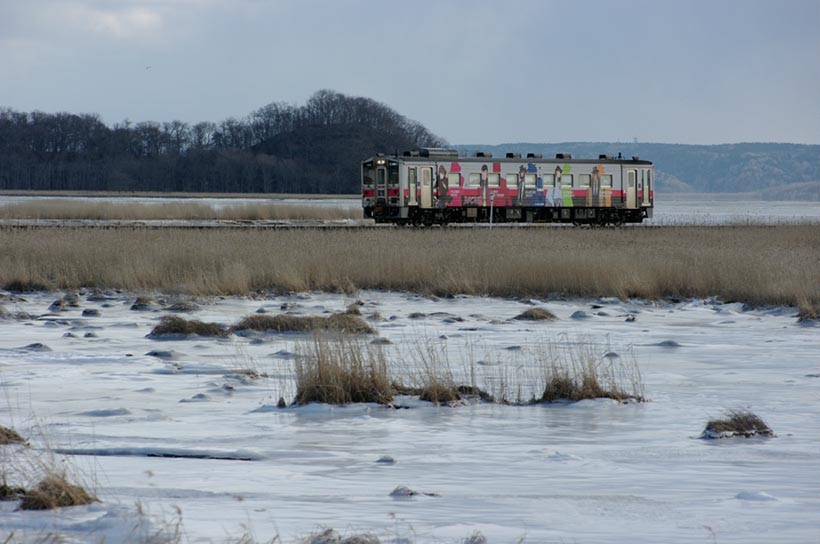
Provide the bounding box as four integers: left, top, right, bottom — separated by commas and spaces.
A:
362, 149, 653, 225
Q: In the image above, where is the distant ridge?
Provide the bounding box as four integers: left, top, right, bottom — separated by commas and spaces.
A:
453, 142, 819, 201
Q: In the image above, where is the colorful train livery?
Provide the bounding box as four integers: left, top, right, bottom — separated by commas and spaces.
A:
362, 148, 653, 226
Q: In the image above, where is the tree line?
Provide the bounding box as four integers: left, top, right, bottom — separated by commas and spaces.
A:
0, 90, 446, 194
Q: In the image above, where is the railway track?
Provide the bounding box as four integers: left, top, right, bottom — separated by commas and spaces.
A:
0, 219, 804, 230
0, 218, 660, 230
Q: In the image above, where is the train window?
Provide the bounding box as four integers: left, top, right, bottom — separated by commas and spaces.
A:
601, 174, 612, 187
389, 166, 399, 185
377, 169, 386, 184
447, 173, 460, 187
525, 173, 537, 188
488, 173, 500, 187
579, 174, 591, 188
543, 174, 555, 187
561, 174, 573, 187
506, 173, 519, 187
363, 161, 374, 185
468, 173, 481, 187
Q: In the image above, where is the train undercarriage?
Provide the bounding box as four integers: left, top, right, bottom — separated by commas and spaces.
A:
367, 205, 650, 226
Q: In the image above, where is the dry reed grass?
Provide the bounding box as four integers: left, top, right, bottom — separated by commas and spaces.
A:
0, 474, 26, 501
0, 189, 358, 200
0, 199, 360, 221
148, 316, 229, 337
0, 225, 816, 306
701, 409, 774, 439
294, 335, 393, 405
232, 314, 374, 334
302, 528, 381, 544
533, 341, 644, 403
796, 297, 820, 322
18, 472, 96, 510
0, 425, 27, 446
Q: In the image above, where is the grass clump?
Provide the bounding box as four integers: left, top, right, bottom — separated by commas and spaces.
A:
419, 382, 462, 404
701, 409, 774, 439
302, 528, 380, 544
0, 477, 25, 501
535, 341, 645, 403
294, 335, 393, 405
514, 307, 557, 321
232, 313, 374, 334
19, 472, 96, 510
797, 297, 820, 323
0, 425, 27, 446
148, 315, 229, 338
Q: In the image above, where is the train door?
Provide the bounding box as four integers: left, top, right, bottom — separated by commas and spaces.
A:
408, 167, 418, 206
420, 166, 433, 208
642, 169, 651, 206
376, 165, 387, 204
626, 169, 637, 208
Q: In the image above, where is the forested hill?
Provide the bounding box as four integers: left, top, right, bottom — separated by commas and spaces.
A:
0, 89, 817, 198
455, 142, 819, 200
0, 90, 445, 195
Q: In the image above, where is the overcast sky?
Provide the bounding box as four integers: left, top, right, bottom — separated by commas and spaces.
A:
1, 0, 818, 145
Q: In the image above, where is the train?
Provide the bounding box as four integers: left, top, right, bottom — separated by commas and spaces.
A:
362, 148, 653, 226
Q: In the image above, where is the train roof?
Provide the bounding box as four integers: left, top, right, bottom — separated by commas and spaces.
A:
364, 149, 653, 166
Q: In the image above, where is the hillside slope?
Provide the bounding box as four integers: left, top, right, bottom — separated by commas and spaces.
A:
454, 142, 819, 200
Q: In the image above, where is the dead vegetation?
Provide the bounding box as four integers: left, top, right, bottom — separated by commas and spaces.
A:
0, 474, 26, 501
284, 333, 645, 408
302, 528, 381, 544
18, 472, 97, 510
232, 313, 374, 334
514, 307, 557, 321
148, 316, 229, 337
535, 342, 645, 403
0, 425, 27, 446
0, 225, 816, 306
701, 409, 774, 439
0, 199, 361, 221
797, 297, 820, 323
293, 336, 393, 405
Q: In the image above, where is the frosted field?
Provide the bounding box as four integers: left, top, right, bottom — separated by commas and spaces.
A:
0, 291, 817, 543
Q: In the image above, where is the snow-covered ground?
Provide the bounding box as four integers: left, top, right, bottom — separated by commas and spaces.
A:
0, 291, 817, 543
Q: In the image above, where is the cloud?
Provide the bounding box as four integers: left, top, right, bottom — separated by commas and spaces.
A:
85, 6, 163, 37
53, 2, 164, 38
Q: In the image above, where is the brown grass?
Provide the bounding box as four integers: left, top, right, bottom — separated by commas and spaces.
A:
148, 316, 229, 337
0, 425, 27, 445
702, 409, 774, 438
231, 314, 374, 334
0, 476, 26, 501
0, 199, 361, 221
535, 341, 645, 403
302, 528, 381, 544
293, 336, 393, 405
0, 189, 358, 200
514, 307, 557, 321
18, 472, 96, 510
0, 225, 816, 306
797, 297, 820, 322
